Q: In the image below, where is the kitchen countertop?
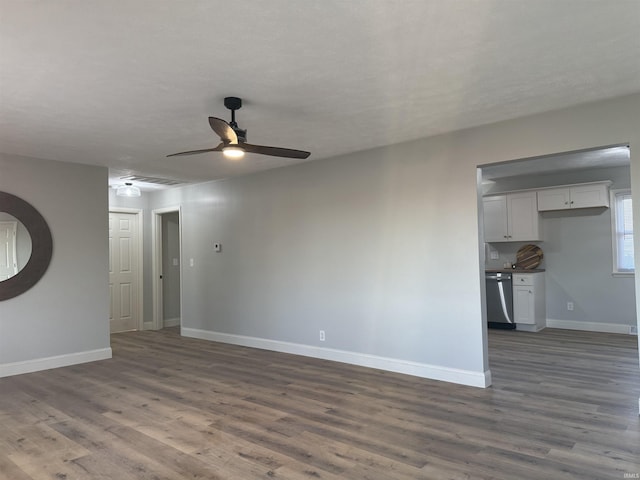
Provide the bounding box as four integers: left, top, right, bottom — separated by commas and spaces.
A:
486, 268, 545, 273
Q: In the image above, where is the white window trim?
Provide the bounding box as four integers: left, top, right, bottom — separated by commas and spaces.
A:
610, 188, 634, 276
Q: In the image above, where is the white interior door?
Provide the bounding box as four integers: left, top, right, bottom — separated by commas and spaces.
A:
109, 212, 140, 333
0, 221, 18, 280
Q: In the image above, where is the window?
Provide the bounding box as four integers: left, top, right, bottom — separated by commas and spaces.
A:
611, 189, 634, 274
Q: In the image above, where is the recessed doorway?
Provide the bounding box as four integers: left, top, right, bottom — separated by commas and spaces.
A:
152, 207, 182, 330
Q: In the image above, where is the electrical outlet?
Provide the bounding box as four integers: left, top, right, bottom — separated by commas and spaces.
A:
490, 250, 500, 260
630, 326, 638, 335
319, 330, 325, 341
567, 302, 574, 311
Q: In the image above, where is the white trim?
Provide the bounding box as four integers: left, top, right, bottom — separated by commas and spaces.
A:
610, 188, 634, 274
152, 206, 182, 331
546, 318, 634, 335
182, 328, 491, 388
0, 348, 112, 378
163, 317, 181, 328
515, 323, 545, 333
109, 208, 144, 330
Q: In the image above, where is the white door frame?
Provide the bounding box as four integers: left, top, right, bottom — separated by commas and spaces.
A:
109, 208, 144, 331
152, 206, 183, 330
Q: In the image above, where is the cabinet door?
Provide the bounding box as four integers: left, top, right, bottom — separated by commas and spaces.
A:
507, 191, 540, 241
537, 188, 570, 211
483, 196, 508, 242
569, 184, 609, 208
513, 286, 534, 324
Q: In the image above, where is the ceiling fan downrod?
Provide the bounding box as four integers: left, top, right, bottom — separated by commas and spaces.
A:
224, 96, 242, 128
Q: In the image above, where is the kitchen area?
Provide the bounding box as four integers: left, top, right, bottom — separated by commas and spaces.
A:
481, 145, 636, 335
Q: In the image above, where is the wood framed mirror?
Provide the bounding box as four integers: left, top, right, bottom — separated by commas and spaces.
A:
0, 191, 53, 301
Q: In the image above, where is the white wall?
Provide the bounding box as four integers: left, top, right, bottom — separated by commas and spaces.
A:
150, 93, 640, 388
0, 154, 111, 376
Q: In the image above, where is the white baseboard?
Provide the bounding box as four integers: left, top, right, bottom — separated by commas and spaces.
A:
163, 317, 180, 328
516, 323, 545, 333
181, 328, 491, 388
546, 319, 635, 335
0, 348, 112, 378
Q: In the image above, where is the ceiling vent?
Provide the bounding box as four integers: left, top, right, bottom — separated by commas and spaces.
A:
119, 175, 185, 186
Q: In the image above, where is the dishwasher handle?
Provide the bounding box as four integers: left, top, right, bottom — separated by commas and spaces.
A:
486, 273, 512, 281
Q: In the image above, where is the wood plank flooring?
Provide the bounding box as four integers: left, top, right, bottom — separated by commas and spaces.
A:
0, 327, 638, 479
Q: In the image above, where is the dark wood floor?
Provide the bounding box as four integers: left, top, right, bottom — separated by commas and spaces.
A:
0, 327, 638, 479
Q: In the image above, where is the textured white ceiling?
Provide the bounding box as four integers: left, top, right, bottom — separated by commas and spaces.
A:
1, 1, 639, 190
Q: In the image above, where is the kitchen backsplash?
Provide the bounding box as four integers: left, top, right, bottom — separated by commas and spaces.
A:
485, 242, 545, 270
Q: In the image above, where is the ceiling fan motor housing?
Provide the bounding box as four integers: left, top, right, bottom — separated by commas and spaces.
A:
224, 96, 242, 111
233, 127, 247, 143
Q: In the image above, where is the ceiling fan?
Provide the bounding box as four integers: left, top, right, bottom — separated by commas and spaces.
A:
167, 97, 310, 160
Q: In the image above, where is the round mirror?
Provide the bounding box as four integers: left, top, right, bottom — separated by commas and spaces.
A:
0, 212, 33, 280
0, 192, 52, 301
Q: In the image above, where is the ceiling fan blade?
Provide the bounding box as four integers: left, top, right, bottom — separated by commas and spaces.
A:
167, 143, 224, 157
209, 117, 238, 144
242, 143, 310, 159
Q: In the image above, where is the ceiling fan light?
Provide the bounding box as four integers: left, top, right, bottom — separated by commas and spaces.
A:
116, 182, 141, 197
223, 145, 245, 159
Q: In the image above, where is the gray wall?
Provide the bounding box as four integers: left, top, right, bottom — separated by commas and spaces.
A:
151, 144, 488, 376
0, 154, 110, 368
162, 212, 181, 323
485, 166, 635, 327
149, 93, 640, 385
5, 93, 637, 382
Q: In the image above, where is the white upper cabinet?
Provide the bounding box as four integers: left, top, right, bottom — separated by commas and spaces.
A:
483, 191, 541, 242
483, 196, 508, 242
537, 182, 610, 211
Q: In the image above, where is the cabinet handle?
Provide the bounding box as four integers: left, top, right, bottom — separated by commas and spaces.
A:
570, 201, 574, 204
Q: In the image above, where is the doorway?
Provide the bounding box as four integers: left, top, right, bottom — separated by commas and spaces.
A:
152, 207, 182, 330
477, 144, 638, 379
108, 209, 143, 333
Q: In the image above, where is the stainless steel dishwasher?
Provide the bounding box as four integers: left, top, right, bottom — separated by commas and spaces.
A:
486, 272, 515, 329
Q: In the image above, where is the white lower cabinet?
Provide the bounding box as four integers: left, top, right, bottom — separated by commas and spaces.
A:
513, 272, 546, 332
